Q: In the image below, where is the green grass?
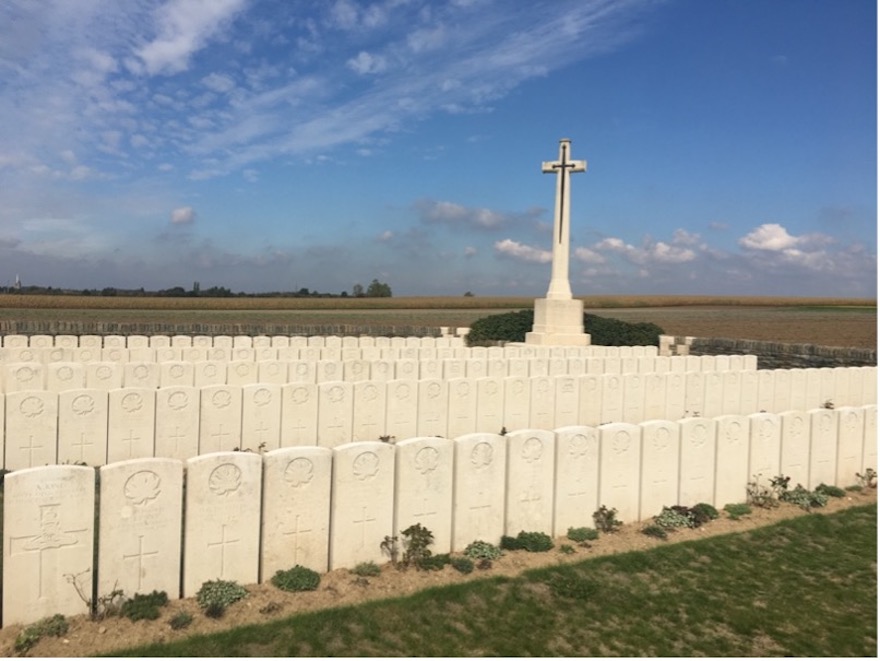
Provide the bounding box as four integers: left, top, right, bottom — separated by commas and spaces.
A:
108, 504, 877, 657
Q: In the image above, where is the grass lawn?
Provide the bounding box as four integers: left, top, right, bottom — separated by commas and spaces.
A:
110, 503, 877, 657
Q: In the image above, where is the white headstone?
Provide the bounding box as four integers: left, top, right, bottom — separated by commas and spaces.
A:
371, 360, 393, 382
678, 418, 716, 507
5, 391, 58, 469
789, 368, 807, 411
713, 415, 750, 506
193, 361, 227, 387
123, 363, 160, 390
281, 383, 319, 446
476, 377, 505, 433
394, 437, 454, 554
809, 408, 837, 489
529, 376, 555, 429
47, 362, 85, 392
58, 389, 108, 466
261, 447, 332, 577
553, 426, 599, 536
780, 410, 811, 487
504, 430, 554, 535
622, 373, 646, 424
383, 380, 415, 441
452, 433, 507, 550
639, 420, 680, 519
577, 374, 602, 426
329, 442, 395, 570
504, 376, 532, 431
108, 388, 156, 463
598, 423, 641, 523
863, 405, 877, 474
600, 374, 624, 424
242, 384, 282, 451
2, 466, 95, 626
155, 386, 200, 460
160, 361, 194, 388
183, 452, 262, 596
86, 362, 123, 390
317, 382, 354, 448
748, 413, 781, 484
702, 372, 723, 418
448, 378, 477, 439
226, 360, 257, 386
417, 379, 448, 437
102, 346, 129, 363
257, 360, 288, 385
316, 360, 342, 383
98, 458, 183, 599
4, 362, 44, 392
684, 372, 705, 418
199, 385, 243, 454
836, 407, 864, 487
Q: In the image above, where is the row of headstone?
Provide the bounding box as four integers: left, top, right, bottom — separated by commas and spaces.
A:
0, 353, 761, 392
2, 366, 874, 470
0, 343, 668, 365
4, 407, 875, 627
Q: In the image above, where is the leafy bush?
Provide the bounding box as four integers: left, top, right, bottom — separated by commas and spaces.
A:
641, 524, 668, 540
451, 556, 475, 574
653, 506, 694, 529
559, 544, 576, 555
465, 309, 664, 346
500, 531, 554, 552
14, 614, 69, 654
815, 483, 846, 498
567, 526, 599, 543
196, 579, 248, 617
723, 503, 752, 520
352, 561, 381, 577
689, 502, 720, 525
592, 505, 622, 533
401, 523, 435, 569
271, 565, 321, 592
121, 590, 168, 621
419, 553, 451, 571
747, 474, 790, 508
781, 484, 829, 511
168, 611, 193, 630
463, 540, 503, 561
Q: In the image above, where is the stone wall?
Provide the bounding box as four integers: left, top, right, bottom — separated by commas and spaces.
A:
660, 335, 877, 369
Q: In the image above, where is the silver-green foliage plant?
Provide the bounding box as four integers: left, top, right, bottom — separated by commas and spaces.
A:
271, 565, 321, 592
463, 540, 502, 561
14, 614, 69, 654
780, 484, 829, 511
566, 526, 599, 543
196, 579, 248, 617
653, 506, 694, 530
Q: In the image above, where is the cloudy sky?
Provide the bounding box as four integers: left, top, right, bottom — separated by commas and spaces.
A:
0, 0, 875, 297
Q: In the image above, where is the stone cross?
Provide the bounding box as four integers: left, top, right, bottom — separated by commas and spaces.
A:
542, 138, 586, 300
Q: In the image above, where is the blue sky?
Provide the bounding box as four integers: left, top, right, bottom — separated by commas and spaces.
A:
0, 0, 875, 297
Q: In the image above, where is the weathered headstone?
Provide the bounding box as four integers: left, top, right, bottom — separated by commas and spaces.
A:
242, 384, 282, 452
58, 389, 108, 466
452, 433, 507, 550
598, 423, 641, 522
639, 420, 680, 520
553, 425, 599, 536
5, 390, 58, 469
199, 385, 243, 454
504, 430, 554, 535
713, 415, 750, 506
678, 418, 716, 506
108, 388, 156, 462
394, 437, 454, 554
155, 386, 200, 460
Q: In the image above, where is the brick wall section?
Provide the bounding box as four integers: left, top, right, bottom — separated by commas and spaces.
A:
660, 335, 876, 369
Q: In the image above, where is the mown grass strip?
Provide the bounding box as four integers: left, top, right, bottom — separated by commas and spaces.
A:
109, 504, 876, 657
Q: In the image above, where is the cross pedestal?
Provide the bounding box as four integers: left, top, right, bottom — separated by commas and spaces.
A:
525, 138, 591, 347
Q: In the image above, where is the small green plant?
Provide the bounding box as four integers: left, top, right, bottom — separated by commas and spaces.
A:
689, 502, 719, 525
418, 553, 450, 571
592, 505, 622, 533
815, 483, 846, 498
747, 474, 790, 508
781, 484, 828, 511
641, 524, 668, 540
352, 561, 381, 577
463, 540, 502, 561
723, 503, 752, 520
168, 610, 193, 630
566, 526, 599, 543
259, 601, 283, 615
501, 531, 554, 552
121, 590, 169, 621
654, 506, 694, 530
271, 565, 321, 592
196, 579, 248, 617
400, 523, 435, 569
559, 544, 576, 555
451, 556, 475, 574
856, 468, 877, 488
14, 614, 69, 654
380, 534, 400, 565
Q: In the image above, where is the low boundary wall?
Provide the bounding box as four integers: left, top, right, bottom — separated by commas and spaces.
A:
3, 405, 876, 627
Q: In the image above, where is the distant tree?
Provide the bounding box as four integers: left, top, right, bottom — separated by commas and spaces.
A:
296, 287, 310, 297
352, 283, 365, 298
366, 279, 392, 297
464, 291, 475, 297
340, 291, 348, 297
101, 287, 117, 296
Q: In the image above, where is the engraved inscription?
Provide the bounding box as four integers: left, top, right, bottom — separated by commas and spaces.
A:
652, 427, 671, 451
291, 387, 309, 404
690, 424, 708, 448
568, 433, 590, 458
253, 388, 272, 407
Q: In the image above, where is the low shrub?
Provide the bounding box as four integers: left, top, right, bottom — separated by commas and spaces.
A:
641, 524, 668, 540
592, 505, 622, 533
168, 611, 193, 630
689, 503, 719, 525
781, 484, 828, 511
463, 540, 503, 562
352, 561, 381, 577
815, 483, 846, 498
271, 565, 321, 592
500, 531, 554, 553
566, 526, 599, 543
14, 614, 69, 654
451, 556, 475, 574
400, 523, 436, 570
559, 544, 576, 555
121, 590, 168, 622
654, 506, 694, 530
419, 553, 450, 571
723, 503, 752, 520
195, 579, 248, 618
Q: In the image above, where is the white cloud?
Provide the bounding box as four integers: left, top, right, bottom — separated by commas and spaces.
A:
170, 206, 196, 224
347, 51, 388, 75
464, 246, 477, 257
494, 239, 551, 263
202, 72, 237, 93
135, 0, 248, 76
574, 246, 605, 264
418, 199, 507, 229
738, 223, 800, 251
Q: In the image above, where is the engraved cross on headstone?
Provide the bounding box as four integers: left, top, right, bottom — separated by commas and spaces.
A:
541, 138, 586, 300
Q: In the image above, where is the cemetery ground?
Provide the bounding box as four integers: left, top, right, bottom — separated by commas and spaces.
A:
0, 294, 876, 348
0, 490, 874, 656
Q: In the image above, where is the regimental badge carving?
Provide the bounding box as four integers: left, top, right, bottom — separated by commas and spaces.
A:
124, 470, 161, 506
212, 390, 232, 409
122, 393, 143, 414
653, 427, 671, 451
395, 384, 410, 400
296, 363, 309, 376
456, 382, 470, 397
72, 394, 95, 416
58, 366, 74, 381
20, 395, 45, 418
726, 421, 743, 444
253, 388, 272, 407
845, 411, 859, 431
470, 442, 493, 469
414, 447, 440, 474
789, 416, 805, 439
168, 390, 188, 411
204, 364, 218, 377
691, 424, 708, 447
568, 433, 591, 458
561, 380, 574, 394
170, 364, 185, 378
485, 381, 499, 396
133, 365, 149, 379
513, 381, 525, 395
760, 419, 774, 440
612, 430, 630, 454
427, 383, 441, 399
353, 451, 380, 481
96, 366, 112, 380
329, 386, 344, 403
608, 376, 620, 390
364, 385, 378, 402
209, 463, 242, 495
284, 458, 314, 487
522, 437, 543, 463
291, 387, 309, 404
235, 363, 249, 377
16, 366, 35, 382
585, 377, 598, 391
537, 379, 550, 394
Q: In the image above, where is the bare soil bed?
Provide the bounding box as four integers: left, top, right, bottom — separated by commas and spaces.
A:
3, 488, 874, 658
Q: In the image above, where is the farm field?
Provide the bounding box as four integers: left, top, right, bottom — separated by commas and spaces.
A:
0, 295, 875, 348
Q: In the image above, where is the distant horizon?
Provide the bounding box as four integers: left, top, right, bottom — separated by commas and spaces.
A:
0, 1, 875, 298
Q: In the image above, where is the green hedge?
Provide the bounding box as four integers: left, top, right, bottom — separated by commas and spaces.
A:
466, 309, 663, 346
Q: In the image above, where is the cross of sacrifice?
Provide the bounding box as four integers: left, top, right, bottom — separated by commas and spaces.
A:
541, 138, 586, 300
